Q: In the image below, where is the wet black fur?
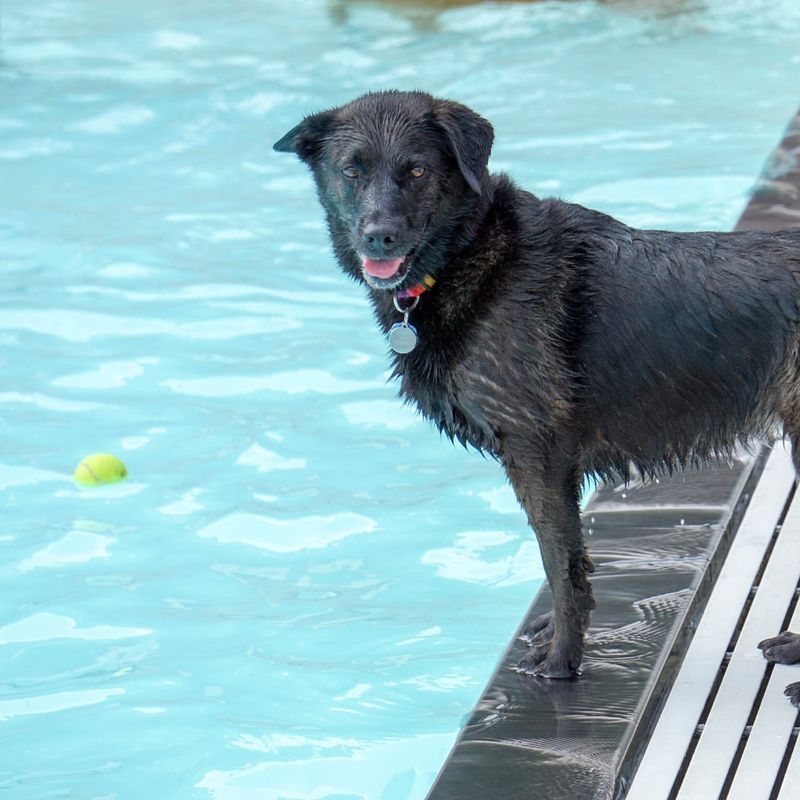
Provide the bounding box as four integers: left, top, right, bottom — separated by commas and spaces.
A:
275, 90, 800, 682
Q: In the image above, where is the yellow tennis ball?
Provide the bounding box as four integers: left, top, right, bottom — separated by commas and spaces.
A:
74, 453, 128, 486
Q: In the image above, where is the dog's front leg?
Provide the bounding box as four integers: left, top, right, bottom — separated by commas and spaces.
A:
502, 447, 594, 678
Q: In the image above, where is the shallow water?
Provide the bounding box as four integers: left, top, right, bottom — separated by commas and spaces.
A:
1, 0, 800, 798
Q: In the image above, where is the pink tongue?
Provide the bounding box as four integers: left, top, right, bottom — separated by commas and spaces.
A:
362, 257, 404, 279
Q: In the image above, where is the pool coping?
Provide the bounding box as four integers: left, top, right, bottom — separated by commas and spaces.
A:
425, 106, 800, 800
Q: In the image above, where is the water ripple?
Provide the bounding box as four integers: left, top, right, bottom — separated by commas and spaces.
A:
71, 104, 155, 135
0, 613, 151, 645
0, 688, 126, 722
0, 309, 298, 341
197, 511, 378, 553
164, 369, 384, 397
18, 531, 115, 572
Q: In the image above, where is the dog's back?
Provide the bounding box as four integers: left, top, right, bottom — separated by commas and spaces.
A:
565, 215, 800, 477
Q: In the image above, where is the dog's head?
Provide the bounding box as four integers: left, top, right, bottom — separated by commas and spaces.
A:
274, 90, 494, 290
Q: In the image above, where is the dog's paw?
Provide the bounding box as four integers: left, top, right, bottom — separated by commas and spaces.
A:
521, 611, 555, 647
514, 636, 582, 679
785, 682, 800, 708
758, 631, 800, 665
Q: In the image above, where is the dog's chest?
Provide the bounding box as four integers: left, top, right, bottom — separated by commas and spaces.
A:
395, 332, 548, 455
397, 355, 499, 452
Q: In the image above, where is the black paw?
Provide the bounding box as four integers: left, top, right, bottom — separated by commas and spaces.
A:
521, 611, 555, 647
515, 631, 583, 679
785, 682, 800, 709
758, 631, 800, 665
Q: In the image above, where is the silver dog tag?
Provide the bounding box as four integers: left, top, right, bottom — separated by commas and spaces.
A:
389, 321, 418, 354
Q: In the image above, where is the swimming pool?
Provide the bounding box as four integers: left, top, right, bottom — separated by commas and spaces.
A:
1, 0, 799, 797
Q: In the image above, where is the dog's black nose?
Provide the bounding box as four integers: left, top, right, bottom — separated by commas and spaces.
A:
363, 223, 399, 250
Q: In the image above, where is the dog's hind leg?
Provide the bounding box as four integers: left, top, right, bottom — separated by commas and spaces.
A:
502, 445, 595, 679
778, 339, 800, 473
783, 415, 800, 474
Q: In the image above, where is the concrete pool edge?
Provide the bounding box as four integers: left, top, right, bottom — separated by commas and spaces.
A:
735, 106, 800, 233
425, 451, 763, 800
425, 105, 800, 800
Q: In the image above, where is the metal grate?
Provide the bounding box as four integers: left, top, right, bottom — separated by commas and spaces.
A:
627, 444, 800, 800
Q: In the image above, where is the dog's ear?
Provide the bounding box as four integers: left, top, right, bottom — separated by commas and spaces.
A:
273, 109, 336, 164
433, 100, 494, 194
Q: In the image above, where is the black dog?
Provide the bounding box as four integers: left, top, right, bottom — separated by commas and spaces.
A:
275, 90, 800, 703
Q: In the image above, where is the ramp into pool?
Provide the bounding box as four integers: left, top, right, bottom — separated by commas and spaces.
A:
425, 108, 800, 800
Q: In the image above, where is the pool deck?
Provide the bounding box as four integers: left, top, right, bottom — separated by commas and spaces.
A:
425, 107, 800, 800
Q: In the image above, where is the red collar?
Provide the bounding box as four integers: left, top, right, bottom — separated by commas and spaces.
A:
395, 274, 436, 301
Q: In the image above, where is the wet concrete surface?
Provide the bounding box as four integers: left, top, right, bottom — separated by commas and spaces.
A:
426, 456, 761, 800
736, 109, 800, 232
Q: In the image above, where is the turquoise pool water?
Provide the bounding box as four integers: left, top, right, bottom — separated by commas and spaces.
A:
2, 0, 800, 797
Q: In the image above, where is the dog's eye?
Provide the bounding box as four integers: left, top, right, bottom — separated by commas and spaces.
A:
341, 165, 359, 179
410, 165, 427, 179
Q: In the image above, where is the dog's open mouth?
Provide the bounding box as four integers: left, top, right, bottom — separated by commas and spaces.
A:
362, 257, 405, 280
360, 256, 410, 289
